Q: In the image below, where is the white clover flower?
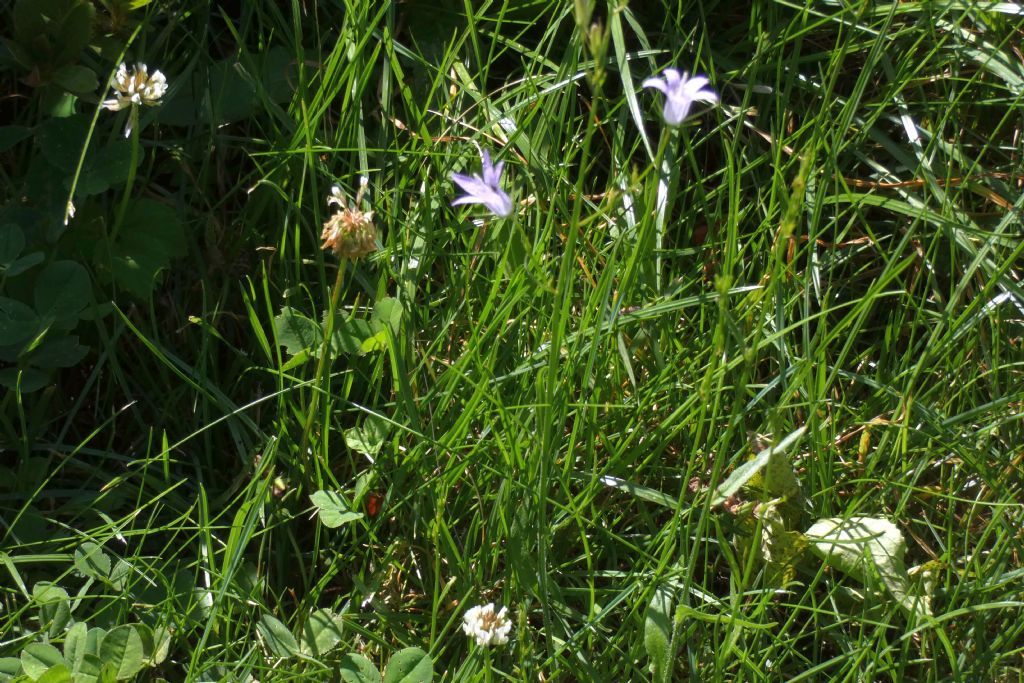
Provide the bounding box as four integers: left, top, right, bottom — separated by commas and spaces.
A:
462, 603, 512, 648
642, 68, 717, 126
103, 63, 168, 136
450, 150, 513, 218
103, 63, 168, 111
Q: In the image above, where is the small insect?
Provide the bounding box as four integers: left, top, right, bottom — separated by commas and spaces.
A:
366, 492, 384, 517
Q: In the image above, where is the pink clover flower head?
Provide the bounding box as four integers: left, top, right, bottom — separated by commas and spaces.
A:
642, 68, 717, 126
450, 149, 513, 218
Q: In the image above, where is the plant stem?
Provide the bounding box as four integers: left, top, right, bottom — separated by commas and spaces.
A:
297, 259, 348, 490
483, 649, 493, 683
111, 108, 141, 242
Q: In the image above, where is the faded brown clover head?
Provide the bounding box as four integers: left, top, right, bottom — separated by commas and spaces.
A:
320, 177, 376, 259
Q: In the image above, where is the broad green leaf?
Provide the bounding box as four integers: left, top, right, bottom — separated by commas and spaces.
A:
76, 142, 133, 196
126, 622, 169, 666
98, 624, 146, 680
359, 329, 389, 353
37, 115, 90, 172
51, 1, 95, 67
74, 542, 112, 581
281, 347, 312, 371
97, 661, 119, 683
371, 297, 402, 336
132, 624, 155, 666
0, 297, 39, 347
33, 583, 72, 638
274, 307, 321, 357
330, 316, 374, 356
34, 260, 90, 323
310, 490, 364, 529
300, 608, 345, 657
340, 653, 382, 683
64, 621, 88, 672
712, 426, 806, 506
0, 225, 25, 265
382, 648, 433, 683
0, 127, 32, 154
74, 654, 104, 683
84, 628, 106, 659
644, 582, 673, 683
0, 657, 21, 676
806, 516, 931, 622
763, 446, 802, 500
149, 626, 172, 666
52, 64, 98, 94
4, 252, 45, 277
109, 559, 132, 591
344, 414, 390, 457
33, 114, 131, 197
0, 367, 51, 392
95, 200, 186, 299
261, 46, 296, 104
755, 499, 807, 586
206, 58, 256, 125
19, 643, 63, 680
907, 561, 941, 620
257, 614, 299, 658
35, 664, 73, 683
12, 0, 94, 68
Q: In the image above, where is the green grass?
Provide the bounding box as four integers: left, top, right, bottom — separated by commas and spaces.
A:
2, 0, 1024, 681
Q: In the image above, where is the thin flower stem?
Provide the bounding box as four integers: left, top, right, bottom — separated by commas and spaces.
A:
538, 98, 602, 655
65, 25, 142, 227
297, 259, 348, 490
110, 109, 140, 242
651, 128, 674, 293
613, 129, 672, 313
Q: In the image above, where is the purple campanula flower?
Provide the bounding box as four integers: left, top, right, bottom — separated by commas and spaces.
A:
642, 68, 717, 126
450, 149, 513, 218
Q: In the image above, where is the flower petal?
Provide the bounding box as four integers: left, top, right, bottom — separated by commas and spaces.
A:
641, 76, 668, 93
662, 68, 682, 86
450, 172, 487, 194
663, 98, 691, 125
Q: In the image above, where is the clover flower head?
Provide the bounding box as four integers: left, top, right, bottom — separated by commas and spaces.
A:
103, 63, 168, 137
103, 63, 168, 111
642, 68, 717, 126
320, 177, 377, 259
450, 149, 513, 218
462, 603, 512, 648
